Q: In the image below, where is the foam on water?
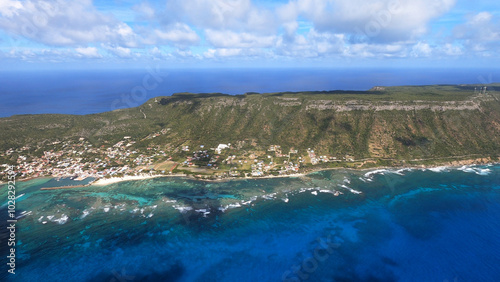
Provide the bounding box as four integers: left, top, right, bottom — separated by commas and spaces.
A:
4, 164, 500, 282
80, 210, 90, 219
173, 205, 193, 213
364, 169, 390, 178
339, 184, 363, 194
428, 166, 450, 173
53, 214, 69, 224
457, 165, 492, 175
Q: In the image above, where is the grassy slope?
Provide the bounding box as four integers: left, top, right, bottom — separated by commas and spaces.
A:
1, 84, 499, 161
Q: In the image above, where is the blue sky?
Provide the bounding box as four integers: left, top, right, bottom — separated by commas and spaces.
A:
0, 0, 499, 69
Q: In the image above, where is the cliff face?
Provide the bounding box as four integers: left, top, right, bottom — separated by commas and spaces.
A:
1, 85, 499, 161
303, 99, 484, 111
145, 93, 499, 160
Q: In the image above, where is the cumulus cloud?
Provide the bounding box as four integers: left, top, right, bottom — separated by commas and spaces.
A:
275, 29, 347, 58
345, 42, 405, 58
0, 0, 22, 17
148, 46, 168, 60
0, 0, 497, 64
410, 42, 432, 57
133, 2, 156, 20
75, 47, 101, 58
5, 48, 36, 60
148, 23, 200, 46
454, 12, 500, 41
440, 43, 463, 56
203, 47, 266, 59
204, 48, 243, 58
0, 0, 137, 47
164, 0, 277, 34
3, 47, 104, 62
103, 45, 132, 58
453, 12, 500, 55
277, 0, 456, 43
205, 30, 276, 48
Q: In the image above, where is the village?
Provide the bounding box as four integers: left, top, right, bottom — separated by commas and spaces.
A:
0, 135, 359, 183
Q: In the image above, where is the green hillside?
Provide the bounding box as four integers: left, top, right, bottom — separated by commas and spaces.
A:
1, 84, 499, 173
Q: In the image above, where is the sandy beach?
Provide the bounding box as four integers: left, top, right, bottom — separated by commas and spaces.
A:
91, 174, 166, 186
4, 157, 497, 187
89, 172, 307, 185
244, 173, 306, 180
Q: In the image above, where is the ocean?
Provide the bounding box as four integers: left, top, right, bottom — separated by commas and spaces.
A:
1, 165, 499, 281
0, 68, 498, 117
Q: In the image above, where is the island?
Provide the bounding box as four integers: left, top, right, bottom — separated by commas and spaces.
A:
1, 84, 499, 184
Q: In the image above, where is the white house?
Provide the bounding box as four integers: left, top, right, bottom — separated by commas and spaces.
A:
215, 144, 229, 154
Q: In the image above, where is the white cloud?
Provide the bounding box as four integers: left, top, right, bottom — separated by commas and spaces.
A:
345, 42, 405, 58
203, 47, 267, 59
0, 0, 138, 47
440, 43, 463, 56
6, 48, 35, 60
75, 47, 101, 58
165, 0, 277, 34
150, 23, 200, 46
103, 45, 132, 58
1, 0, 497, 64
149, 46, 165, 58
453, 12, 500, 56
276, 29, 346, 57
133, 2, 156, 20
215, 48, 243, 57
205, 30, 276, 48
3, 47, 102, 62
0, 0, 22, 17
454, 12, 500, 41
113, 46, 131, 58
411, 42, 432, 57
148, 46, 177, 60
277, 0, 456, 43
203, 49, 216, 59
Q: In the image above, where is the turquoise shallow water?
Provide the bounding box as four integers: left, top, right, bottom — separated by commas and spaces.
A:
1, 165, 499, 281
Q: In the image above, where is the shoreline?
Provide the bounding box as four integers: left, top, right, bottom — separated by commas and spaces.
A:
4, 159, 498, 188
89, 159, 500, 184
91, 174, 168, 186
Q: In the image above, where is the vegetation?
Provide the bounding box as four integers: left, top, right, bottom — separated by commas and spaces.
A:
1, 84, 499, 164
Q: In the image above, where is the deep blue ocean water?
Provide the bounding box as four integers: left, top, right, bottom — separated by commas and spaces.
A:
1, 165, 499, 281
1, 68, 499, 117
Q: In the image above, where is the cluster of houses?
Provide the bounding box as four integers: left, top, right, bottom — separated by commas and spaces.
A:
0, 137, 161, 181
0, 136, 358, 182
307, 148, 346, 165
307, 148, 319, 165
183, 149, 218, 168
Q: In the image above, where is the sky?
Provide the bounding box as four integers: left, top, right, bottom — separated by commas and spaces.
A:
0, 0, 499, 70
